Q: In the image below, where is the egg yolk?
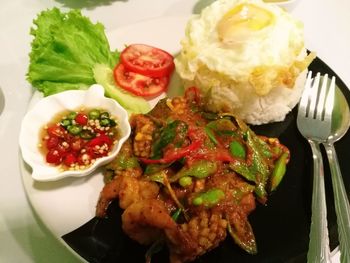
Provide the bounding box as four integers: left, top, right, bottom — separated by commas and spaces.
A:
217, 4, 274, 43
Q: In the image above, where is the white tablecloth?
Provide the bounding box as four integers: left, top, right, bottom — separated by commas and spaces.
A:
0, 0, 348, 262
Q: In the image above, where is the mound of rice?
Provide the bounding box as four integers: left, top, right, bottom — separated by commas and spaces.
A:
174, 0, 315, 125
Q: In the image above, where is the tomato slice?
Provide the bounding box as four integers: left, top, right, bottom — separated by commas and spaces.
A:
120, 44, 175, 78
114, 63, 169, 97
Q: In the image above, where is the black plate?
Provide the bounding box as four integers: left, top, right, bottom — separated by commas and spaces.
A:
62, 57, 350, 263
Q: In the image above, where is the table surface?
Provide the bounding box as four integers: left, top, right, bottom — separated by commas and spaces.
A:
1, 0, 349, 262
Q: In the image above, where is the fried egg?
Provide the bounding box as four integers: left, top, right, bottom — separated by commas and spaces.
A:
175, 0, 315, 124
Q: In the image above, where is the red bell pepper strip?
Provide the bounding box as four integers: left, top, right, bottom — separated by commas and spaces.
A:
140, 140, 201, 164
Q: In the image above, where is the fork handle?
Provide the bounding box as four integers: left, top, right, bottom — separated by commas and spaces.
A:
307, 140, 332, 263
324, 143, 350, 263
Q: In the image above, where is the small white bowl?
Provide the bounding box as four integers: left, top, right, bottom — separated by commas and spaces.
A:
19, 85, 131, 182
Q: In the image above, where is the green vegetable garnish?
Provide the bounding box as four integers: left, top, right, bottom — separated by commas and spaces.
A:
88, 109, 100, 120
67, 124, 82, 135
27, 8, 150, 114
60, 119, 71, 127
229, 141, 246, 159
192, 188, 225, 207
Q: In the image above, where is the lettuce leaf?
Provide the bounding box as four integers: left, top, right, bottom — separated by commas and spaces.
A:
27, 8, 150, 114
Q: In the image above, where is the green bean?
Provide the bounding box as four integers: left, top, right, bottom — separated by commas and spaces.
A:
179, 176, 192, 187
67, 124, 82, 135
192, 188, 225, 208
170, 160, 217, 182
270, 152, 288, 191
229, 141, 246, 159
88, 109, 100, 120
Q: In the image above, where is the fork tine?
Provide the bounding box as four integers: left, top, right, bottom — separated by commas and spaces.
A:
299, 71, 313, 115
316, 74, 328, 120
324, 76, 336, 121
308, 72, 321, 118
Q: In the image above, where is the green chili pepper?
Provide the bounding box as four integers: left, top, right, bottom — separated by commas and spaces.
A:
67, 124, 82, 135
100, 112, 110, 119
80, 130, 95, 139
179, 176, 192, 187
88, 109, 100, 120
67, 111, 77, 120
170, 160, 217, 182
109, 119, 117, 127
229, 141, 246, 159
60, 119, 71, 127
192, 188, 225, 207
100, 118, 111, 127
270, 152, 288, 191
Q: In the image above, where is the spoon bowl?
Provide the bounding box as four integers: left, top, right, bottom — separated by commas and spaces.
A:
323, 80, 350, 262
327, 85, 350, 143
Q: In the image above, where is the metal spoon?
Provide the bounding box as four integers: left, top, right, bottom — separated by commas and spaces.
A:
323, 82, 350, 263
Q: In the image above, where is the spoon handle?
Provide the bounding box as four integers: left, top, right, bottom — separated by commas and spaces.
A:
307, 140, 331, 263
324, 143, 350, 263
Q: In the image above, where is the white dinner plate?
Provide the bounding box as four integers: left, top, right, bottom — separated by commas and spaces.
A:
20, 16, 343, 263
20, 16, 189, 262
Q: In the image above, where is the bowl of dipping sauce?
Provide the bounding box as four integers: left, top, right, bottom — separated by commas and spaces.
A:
19, 84, 131, 181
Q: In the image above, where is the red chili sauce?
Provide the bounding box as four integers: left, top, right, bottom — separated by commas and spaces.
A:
39, 108, 120, 171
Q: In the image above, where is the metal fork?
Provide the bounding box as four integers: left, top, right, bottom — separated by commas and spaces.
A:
297, 71, 335, 263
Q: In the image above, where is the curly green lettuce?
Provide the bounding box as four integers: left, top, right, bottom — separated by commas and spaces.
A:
27, 7, 150, 114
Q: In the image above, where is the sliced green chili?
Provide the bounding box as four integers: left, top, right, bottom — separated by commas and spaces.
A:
80, 130, 95, 139
60, 119, 71, 127
88, 109, 100, 120
67, 111, 77, 120
67, 124, 82, 135
100, 112, 110, 119
100, 118, 111, 127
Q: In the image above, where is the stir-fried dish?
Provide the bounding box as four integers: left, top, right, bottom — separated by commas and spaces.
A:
96, 87, 290, 263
